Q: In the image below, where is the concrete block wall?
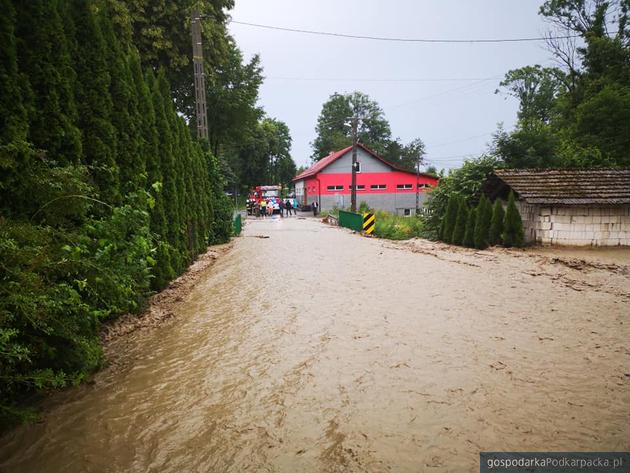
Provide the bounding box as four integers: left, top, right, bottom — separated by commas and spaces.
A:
319, 192, 429, 215
532, 205, 630, 246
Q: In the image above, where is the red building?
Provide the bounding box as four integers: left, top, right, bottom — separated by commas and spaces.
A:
293, 144, 438, 215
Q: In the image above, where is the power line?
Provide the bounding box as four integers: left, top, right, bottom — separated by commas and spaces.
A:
230, 20, 578, 44
387, 78, 498, 110
427, 132, 493, 149
265, 76, 506, 83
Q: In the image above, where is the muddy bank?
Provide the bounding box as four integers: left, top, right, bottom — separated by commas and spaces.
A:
101, 242, 233, 360
390, 238, 630, 302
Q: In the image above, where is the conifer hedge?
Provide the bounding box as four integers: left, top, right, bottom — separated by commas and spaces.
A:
0, 0, 232, 427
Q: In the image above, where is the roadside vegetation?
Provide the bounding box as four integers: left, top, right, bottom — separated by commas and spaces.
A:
0, 0, 290, 429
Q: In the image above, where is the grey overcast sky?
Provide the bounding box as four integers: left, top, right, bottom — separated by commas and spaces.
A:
227, 0, 556, 171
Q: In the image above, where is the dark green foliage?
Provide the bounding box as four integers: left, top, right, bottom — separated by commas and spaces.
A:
503, 192, 524, 248
101, 13, 144, 194
311, 91, 423, 170
14, 0, 82, 166
71, 0, 120, 205
474, 194, 493, 249
489, 200, 505, 246
426, 155, 501, 241
439, 195, 459, 243
494, 0, 630, 168
373, 211, 425, 240
463, 208, 477, 248
1, 0, 234, 428
451, 198, 468, 246
0, 0, 31, 208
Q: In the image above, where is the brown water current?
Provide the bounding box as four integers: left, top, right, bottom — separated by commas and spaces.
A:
1, 217, 628, 472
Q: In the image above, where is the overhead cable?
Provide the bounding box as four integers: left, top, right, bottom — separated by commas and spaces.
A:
230, 20, 578, 44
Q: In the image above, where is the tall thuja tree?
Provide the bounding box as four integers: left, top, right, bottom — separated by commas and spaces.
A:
474, 194, 493, 249
0, 0, 32, 212
463, 208, 477, 248
206, 150, 232, 244
194, 143, 213, 248
440, 195, 459, 243
489, 199, 505, 246
155, 71, 185, 272
166, 98, 189, 262
71, 0, 120, 206
132, 65, 166, 246
451, 198, 468, 246
503, 191, 524, 247
100, 11, 143, 195
176, 117, 196, 260
146, 71, 175, 288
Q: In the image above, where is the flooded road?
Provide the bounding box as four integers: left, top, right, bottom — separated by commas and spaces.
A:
1, 217, 628, 472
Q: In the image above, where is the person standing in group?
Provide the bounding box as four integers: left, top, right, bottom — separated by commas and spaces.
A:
267, 199, 274, 217
312, 200, 318, 217
279, 199, 285, 218
260, 199, 267, 218
285, 199, 293, 217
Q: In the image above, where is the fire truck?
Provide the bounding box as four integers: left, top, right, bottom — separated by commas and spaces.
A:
247, 185, 281, 215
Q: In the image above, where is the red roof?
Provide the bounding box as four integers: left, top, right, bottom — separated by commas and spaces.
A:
293, 143, 436, 181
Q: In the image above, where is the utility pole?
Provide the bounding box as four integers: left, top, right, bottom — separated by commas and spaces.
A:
191, 10, 209, 141
415, 154, 421, 215
350, 116, 358, 212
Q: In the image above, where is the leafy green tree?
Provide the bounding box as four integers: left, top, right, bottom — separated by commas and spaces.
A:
206, 43, 263, 155
439, 195, 459, 243
463, 208, 477, 248
503, 192, 524, 247
451, 198, 468, 246
311, 91, 392, 160
112, 0, 235, 117
383, 137, 426, 172
492, 123, 561, 168
473, 194, 492, 249
496, 65, 566, 126
489, 199, 505, 246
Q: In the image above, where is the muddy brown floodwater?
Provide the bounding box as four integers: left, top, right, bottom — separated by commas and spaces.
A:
1, 217, 629, 472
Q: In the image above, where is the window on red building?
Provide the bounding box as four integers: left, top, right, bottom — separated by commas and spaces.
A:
370, 184, 386, 190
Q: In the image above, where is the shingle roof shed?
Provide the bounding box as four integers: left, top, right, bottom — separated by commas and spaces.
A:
484, 169, 630, 205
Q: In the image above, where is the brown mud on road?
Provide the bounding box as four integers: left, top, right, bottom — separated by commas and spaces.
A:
0, 217, 628, 473
100, 242, 233, 366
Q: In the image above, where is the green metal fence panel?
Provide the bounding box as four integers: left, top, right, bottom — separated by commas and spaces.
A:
338, 210, 363, 232
233, 213, 242, 236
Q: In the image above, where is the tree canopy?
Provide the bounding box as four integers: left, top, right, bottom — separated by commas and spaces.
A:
493, 0, 630, 168
311, 91, 425, 171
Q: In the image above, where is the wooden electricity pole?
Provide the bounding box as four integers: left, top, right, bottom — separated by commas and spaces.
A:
415, 155, 421, 215
350, 116, 358, 212
191, 10, 209, 141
